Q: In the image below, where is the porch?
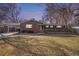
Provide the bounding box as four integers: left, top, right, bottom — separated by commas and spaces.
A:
39, 25, 75, 34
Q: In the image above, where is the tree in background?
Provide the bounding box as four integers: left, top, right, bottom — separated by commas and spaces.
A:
7, 3, 20, 22
73, 4, 79, 26
0, 3, 20, 23
43, 3, 76, 26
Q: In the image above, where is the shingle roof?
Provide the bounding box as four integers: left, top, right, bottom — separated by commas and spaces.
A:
22, 20, 43, 24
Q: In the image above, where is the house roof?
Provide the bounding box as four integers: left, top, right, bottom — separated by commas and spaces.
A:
22, 20, 43, 24
0, 23, 20, 28
4, 23, 20, 26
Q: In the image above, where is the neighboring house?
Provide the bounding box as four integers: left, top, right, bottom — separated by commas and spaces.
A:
20, 20, 44, 33
0, 25, 8, 33
5, 23, 20, 32
0, 23, 20, 33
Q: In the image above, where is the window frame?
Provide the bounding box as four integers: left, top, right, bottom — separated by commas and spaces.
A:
26, 24, 32, 28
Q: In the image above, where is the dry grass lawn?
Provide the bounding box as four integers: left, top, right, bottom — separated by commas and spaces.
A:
0, 34, 79, 56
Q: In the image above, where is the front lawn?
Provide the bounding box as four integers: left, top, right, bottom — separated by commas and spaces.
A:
0, 34, 79, 56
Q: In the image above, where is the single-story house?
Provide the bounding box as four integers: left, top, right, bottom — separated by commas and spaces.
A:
0, 25, 8, 33
20, 20, 73, 33
4, 23, 20, 32
0, 23, 20, 33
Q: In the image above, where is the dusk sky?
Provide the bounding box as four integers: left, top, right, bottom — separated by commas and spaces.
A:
18, 3, 46, 20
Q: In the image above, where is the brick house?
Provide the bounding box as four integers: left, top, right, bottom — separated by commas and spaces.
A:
20, 20, 71, 33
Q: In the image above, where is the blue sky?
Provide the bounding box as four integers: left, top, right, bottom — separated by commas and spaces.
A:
18, 3, 79, 21
18, 3, 46, 20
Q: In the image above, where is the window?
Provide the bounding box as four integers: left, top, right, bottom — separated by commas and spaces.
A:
46, 25, 49, 28
56, 25, 62, 28
50, 25, 53, 28
26, 24, 32, 28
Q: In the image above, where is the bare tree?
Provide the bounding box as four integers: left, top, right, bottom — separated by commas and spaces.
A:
72, 4, 79, 26
7, 3, 20, 22
0, 3, 20, 23
44, 3, 74, 26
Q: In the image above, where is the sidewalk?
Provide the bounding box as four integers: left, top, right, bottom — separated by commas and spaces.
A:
0, 32, 18, 37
